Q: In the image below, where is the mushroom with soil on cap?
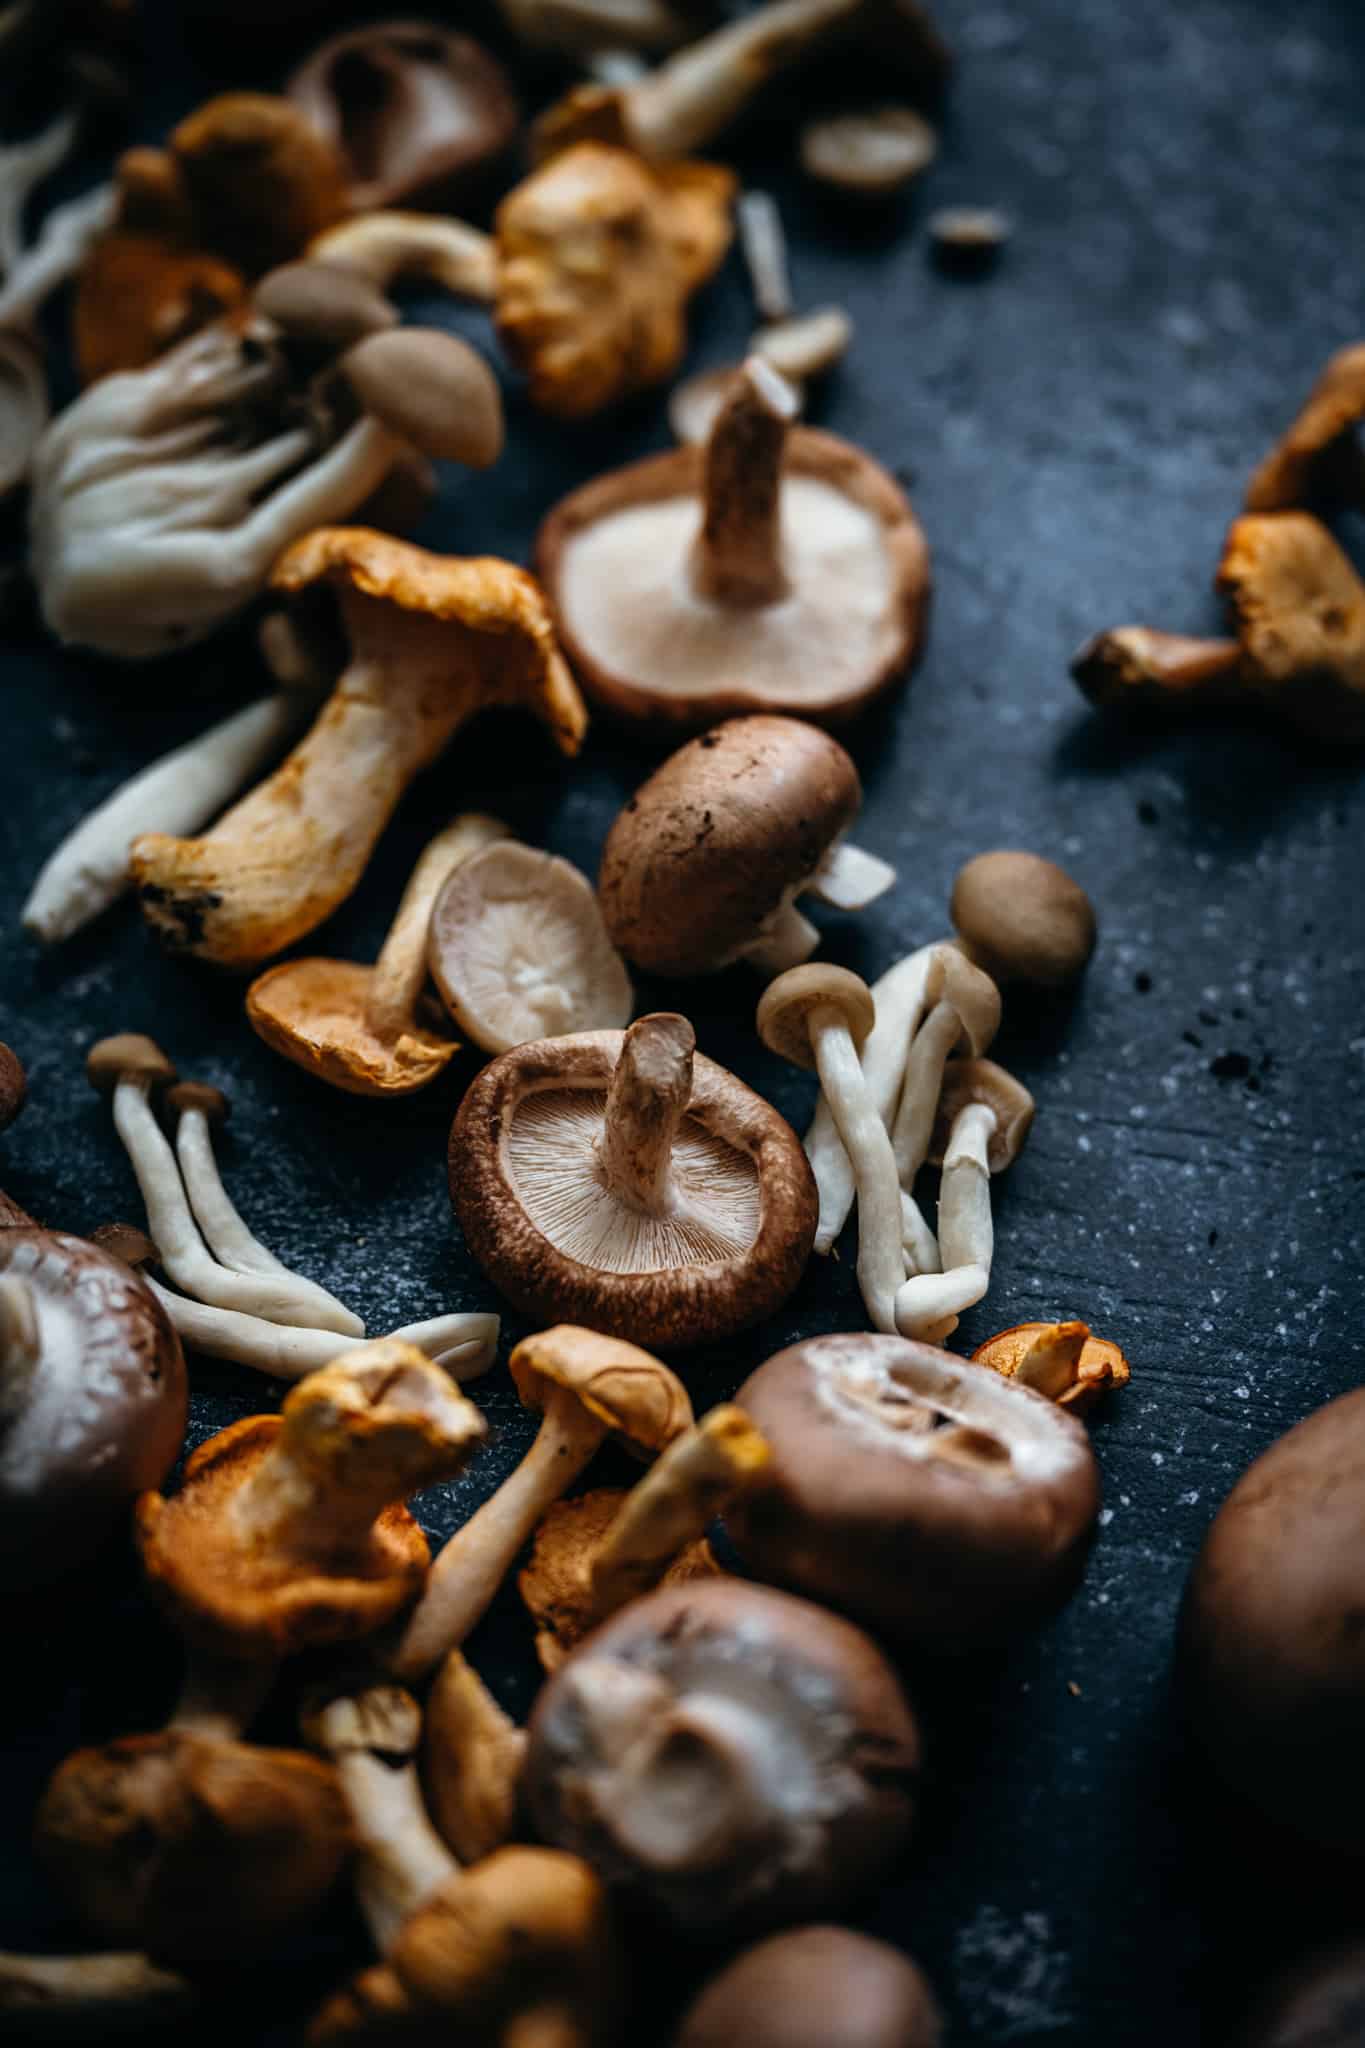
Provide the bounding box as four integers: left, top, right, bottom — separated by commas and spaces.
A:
428, 838, 633, 1055
132, 533, 585, 966
728, 1332, 1101, 1649
390, 1324, 692, 1681
524, 1576, 921, 1932
951, 850, 1097, 991
519, 1403, 771, 1669
539, 356, 929, 726
1244, 343, 1365, 513
447, 1013, 818, 1349
676, 1926, 944, 2048
288, 23, 520, 215
248, 813, 510, 1096
972, 1319, 1130, 1416
599, 718, 895, 978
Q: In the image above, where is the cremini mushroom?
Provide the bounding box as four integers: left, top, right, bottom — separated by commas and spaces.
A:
972, 1319, 1130, 1415
758, 965, 902, 1333
1215, 511, 1365, 741
524, 1576, 921, 1931
732, 1333, 1100, 1648
677, 1926, 944, 2048
519, 1403, 770, 1668
1245, 343, 1365, 513
288, 23, 520, 214
539, 356, 929, 724
888, 947, 1001, 1199
248, 813, 509, 1096
950, 849, 1097, 991
308, 210, 498, 301
1069, 625, 1244, 714
428, 838, 632, 1055
391, 1325, 691, 1679
598, 718, 894, 976
422, 1651, 526, 1864
800, 106, 938, 198
447, 1015, 818, 1348
495, 141, 735, 419
132, 533, 584, 966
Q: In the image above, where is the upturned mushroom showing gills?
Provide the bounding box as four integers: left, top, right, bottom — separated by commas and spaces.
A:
972, 1320, 1131, 1416
523, 1577, 921, 1933
676, 1926, 944, 2048
598, 717, 895, 978
729, 1334, 1101, 1651
539, 356, 929, 726
447, 1014, 817, 1348
133, 532, 587, 968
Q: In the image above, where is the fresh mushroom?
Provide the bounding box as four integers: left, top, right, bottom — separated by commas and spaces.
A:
523, 1576, 921, 1931
972, 1319, 1131, 1415
1069, 624, 1245, 714
598, 718, 894, 977
738, 189, 793, 323
447, 1015, 818, 1348
519, 1403, 771, 1667
1245, 343, 1365, 513
165, 93, 349, 280
427, 838, 633, 1055
248, 813, 510, 1095
758, 965, 902, 1334
539, 356, 929, 725
422, 1651, 527, 1864
308, 211, 498, 301
1215, 512, 1365, 741
252, 259, 398, 356
132, 533, 584, 966
730, 1333, 1100, 1649
288, 23, 520, 214
800, 106, 938, 199
950, 849, 1097, 991
0, 1949, 194, 2022
496, 0, 703, 63
677, 1926, 944, 2048
927, 205, 1011, 265
888, 947, 1001, 1196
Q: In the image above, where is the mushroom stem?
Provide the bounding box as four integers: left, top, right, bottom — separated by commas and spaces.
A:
424, 1651, 527, 1863
890, 998, 965, 1188
309, 212, 498, 302
893, 1261, 988, 1338
364, 814, 510, 1044
806, 841, 898, 911
690, 357, 796, 607
0, 1273, 39, 1419
1070, 626, 1244, 712
625, 0, 863, 158
1012, 1323, 1090, 1401
737, 190, 793, 323
0, 1949, 195, 2016
741, 900, 821, 977
0, 176, 116, 329
0, 110, 78, 276
142, 1280, 499, 1383
809, 1003, 904, 1332
596, 1014, 694, 1215
900, 1191, 941, 1275
391, 1387, 610, 1681
893, 1104, 997, 1340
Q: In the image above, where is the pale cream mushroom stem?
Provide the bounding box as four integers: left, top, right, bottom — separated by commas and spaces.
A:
141, 1280, 499, 1384
596, 1011, 694, 1214
309, 211, 498, 302
737, 190, 793, 324
367, 817, 507, 1047
894, 1101, 996, 1341
889, 952, 1001, 1193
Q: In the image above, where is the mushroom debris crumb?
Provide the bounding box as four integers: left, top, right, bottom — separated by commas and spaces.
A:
950, 849, 1097, 992
730, 1333, 1101, 1649
446, 1014, 818, 1349
248, 813, 510, 1096
427, 837, 633, 1055
800, 106, 938, 199
927, 204, 1011, 265
539, 356, 929, 724
971, 1319, 1131, 1415
523, 1576, 922, 1932
390, 1324, 693, 1680
421, 1651, 527, 1864
598, 718, 895, 977
1244, 342, 1365, 513
495, 140, 735, 419
676, 1925, 945, 2048
132, 533, 584, 966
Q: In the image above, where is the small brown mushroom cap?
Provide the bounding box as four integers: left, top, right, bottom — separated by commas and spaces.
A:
677, 1926, 943, 2048
247, 958, 459, 1099
524, 1577, 921, 1932
510, 1325, 693, 1452
926, 1058, 1034, 1170
950, 849, 1097, 990
0, 1043, 25, 1132
164, 1081, 229, 1127
168, 93, 350, 279
339, 328, 504, 470
922, 947, 1002, 1057
86, 1033, 176, 1096
729, 1333, 1101, 1650
756, 964, 877, 1070
37, 1731, 350, 1968
1245, 344, 1365, 513
253, 261, 398, 353
598, 718, 861, 977
972, 1320, 1131, 1415
1215, 512, 1365, 741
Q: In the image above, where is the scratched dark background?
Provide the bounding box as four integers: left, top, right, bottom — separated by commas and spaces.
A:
1, 0, 1364, 2039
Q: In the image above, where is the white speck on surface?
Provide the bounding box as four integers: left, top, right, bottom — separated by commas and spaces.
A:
955, 1907, 1074, 2038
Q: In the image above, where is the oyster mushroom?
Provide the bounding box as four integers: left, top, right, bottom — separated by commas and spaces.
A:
598, 718, 895, 977
428, 838, 633, 1054
950, 849, 1097, 991
495, 140, 735, 420
447, 1013, 818, 1348
132, 533, 584, 967
252, 259, 398, 356
523, 1576, 921, 1931
972, 1319, 1131, 1415
308, 211, 498, 301
677, 1926, 944, 2048
248, 813, 510, 1096
539, 356, 929, 725
390, 1324, 692, 1679
1245, 343, 1365, 513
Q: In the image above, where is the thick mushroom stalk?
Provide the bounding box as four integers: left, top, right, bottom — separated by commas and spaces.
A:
595, 1012, 695, 1214
1070, 626, 1244, 714
423, 1651, 527, 1863
133, 536, 586, 968
691, 358, 797, 606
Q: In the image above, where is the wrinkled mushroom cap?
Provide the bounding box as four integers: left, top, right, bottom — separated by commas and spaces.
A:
927, 1057, 1034, 1169
339, 328, 505, 470
757, 963, 877, 1069
247, 957, 460, 1099
598, 718, 860, 977
509, 1326, 692, 1451
538, 427, 930, 729
1245, 343, 1365, 513
729, 1333, 1101, 1649
677, 1926, 943, 2048
972, 1320, 1131, 1415
922, 948, 1002, 1057
450, 1032, 817, 1349
1216, 511, 1365, 741
169, 93, 349, 277
950, 849, 1097, 990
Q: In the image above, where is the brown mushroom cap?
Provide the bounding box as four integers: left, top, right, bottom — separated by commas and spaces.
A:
339, 328, 504, 470
926, 1058, 1034, 1169
164, 1081, 229, 1127
728, 1333, 1101, 1650
168, 93, 350, 279
510, 1324, 692, 1450
972, 1320, 1131, 1415
598, 718, 861, 977
537, 425, 929, 729
1215, 511, 1365, 741
288, 22, 520, 214
37, 1731, 350, 1968
922, 947, 1002, 1057
86, 1033, 176, 1096
756, 963, 877, 1069
1245, 343, 1365, 513
253, 261, 398, 353
950, 849, 1097, 990
524, 1577, 921, 1933
1178, 1386, 1365, 1855
449, 1026, 817, 1350
0, 1229, 186, 1595
0, 1043, 25, 1132
677, 1926, 943, 2048
1234, 1940, 1365, 2048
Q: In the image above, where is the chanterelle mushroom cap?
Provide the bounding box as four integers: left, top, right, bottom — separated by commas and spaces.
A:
538, 356, 929, 727
677, 1926, 944, 2048
1245, 344, 1365, 513
729, 1333, 1101, 1650
519, 1486, 724, 1672
950, 849, 1097, 990
1215, 511, 1365, 741
926, 1058, 1034, 1170
448, 1016, 817, 1349
523, 1577, 921, 1932
510, 1324, 692, 1449
135, 1338, 486, 1658
972, 1320, 1131, 1415
597, 718, 863, 977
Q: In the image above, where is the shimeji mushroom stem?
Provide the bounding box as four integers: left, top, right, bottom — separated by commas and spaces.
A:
691, 358, 797, 608
142, 1280, 499, 1382
364, 814, 510, 1044
597, 1014, 694, 1214
0, 1273, 39, 1419
900, 1190, 941, 1276
894, 1102, 997, 1340
625, 0, 863, 158
391, 1389, 610, 1682
890, 998, 966, 1187
809, 1003, 904, 1333
0, 1949, 194, 2016
737, 190, 793, 324
0, 179, 115, 329
806, 841, 898, 911
310, 212, 498, 303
